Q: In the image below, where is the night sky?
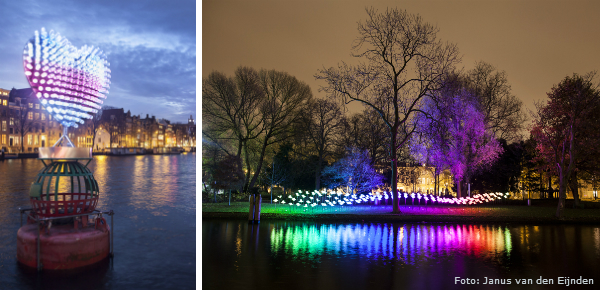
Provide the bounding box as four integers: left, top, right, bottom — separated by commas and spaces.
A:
0, 0, 196, 124
203, 0, 600, 126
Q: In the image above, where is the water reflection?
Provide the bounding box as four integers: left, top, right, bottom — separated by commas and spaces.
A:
270, 223, 512, 264
1, 154, 196, 289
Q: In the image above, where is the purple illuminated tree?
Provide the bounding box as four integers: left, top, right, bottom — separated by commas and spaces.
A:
412, 76, 502, 197
322, 148, 384, 195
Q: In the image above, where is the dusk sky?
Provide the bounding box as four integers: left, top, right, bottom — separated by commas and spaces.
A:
0, 0, 196, 124
203, 0, 600, 129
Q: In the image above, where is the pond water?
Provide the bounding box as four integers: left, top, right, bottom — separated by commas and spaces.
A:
0, 154, 196, 290
203, 219, 600, 290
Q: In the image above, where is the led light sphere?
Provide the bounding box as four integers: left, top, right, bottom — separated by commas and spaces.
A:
23, 28, 111, 128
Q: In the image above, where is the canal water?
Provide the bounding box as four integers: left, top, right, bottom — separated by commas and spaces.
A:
203, 220, 600, 290
0, 154, 196, 290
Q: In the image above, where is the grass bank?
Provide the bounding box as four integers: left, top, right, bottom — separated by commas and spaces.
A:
202, 201, 600, 224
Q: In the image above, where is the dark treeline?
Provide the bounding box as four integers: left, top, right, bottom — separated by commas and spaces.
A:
202, 7, 600, 219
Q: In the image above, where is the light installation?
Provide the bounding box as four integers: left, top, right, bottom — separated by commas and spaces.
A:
270, 223, 513, 263
273, 190, 511, 211
22, 27, 111, 146
16, 29, 113, 271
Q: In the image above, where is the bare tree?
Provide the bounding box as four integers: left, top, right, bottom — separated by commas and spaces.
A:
14, 96, 35, 152
316, 7, 460, 213
302, 99, 345, 190
245, 69, 312, 190
90, 107, 103, 149
351, 108, 389, 166
531, 72, 600, 218
202, 67, 265, 186
466, 61, 526, 143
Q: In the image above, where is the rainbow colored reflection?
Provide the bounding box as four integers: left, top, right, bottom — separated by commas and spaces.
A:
270, 223, 512, 263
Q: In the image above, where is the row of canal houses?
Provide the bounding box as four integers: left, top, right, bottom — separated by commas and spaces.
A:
0, 88, 195, 154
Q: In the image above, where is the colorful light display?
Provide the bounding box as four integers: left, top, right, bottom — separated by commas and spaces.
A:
270, 223, 513, 263
274, 190, 511, 211
22, 28, 111, 130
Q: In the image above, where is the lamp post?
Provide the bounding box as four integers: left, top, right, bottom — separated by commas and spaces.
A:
270, 150, 276, 204
270, 157, 274, 204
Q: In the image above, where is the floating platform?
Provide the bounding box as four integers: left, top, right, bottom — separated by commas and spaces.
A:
17, 219, 110, 270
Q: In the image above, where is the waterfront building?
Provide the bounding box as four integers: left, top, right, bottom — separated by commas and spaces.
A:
2, 88, 195, 153
93, 109, 195, 151
396, 164, 455, 195
0, 88, 10, 151
3, 88, 62, 152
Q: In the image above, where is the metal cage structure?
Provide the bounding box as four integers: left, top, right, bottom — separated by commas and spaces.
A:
29, 160, 99, 218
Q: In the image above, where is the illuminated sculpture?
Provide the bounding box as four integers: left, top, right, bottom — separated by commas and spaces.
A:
17, 28, 113, 271
22, 27, 111, 146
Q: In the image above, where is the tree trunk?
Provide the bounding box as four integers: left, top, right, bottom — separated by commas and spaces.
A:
248, 137, 269, 190
556, 125, 576, 218
243, 143, 252, 192
465, 174, 471, 198
391, 129, 399, 214
548, 174, 553, 198
457, 178, 462, 198
556, 170, 566, 219
569, 170, 580, 207
315, 152, 323, 191
434, 171, 438, 196
236, 139, 244, 180
539, 171, 544, 198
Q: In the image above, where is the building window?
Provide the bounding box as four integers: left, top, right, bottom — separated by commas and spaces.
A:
2, 100, 6, 106
9, 128, 13, 134
29, 103, 33, 108
1, 121, 5, 131
41, 114, 45, 121
28, 112, 33, 120
35, 104, 40, 109
1, 134, 5, 144
28, 135, 32, 145
35, 113, 39, 120
42, 126, 45, 133
9, 117, 13, 125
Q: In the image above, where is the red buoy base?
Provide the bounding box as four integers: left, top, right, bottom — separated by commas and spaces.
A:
17, 221, 110, 270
